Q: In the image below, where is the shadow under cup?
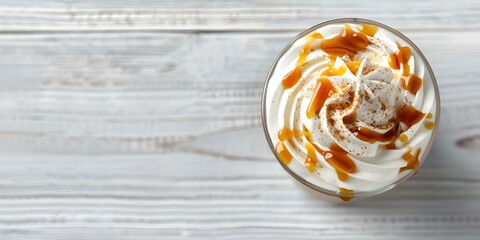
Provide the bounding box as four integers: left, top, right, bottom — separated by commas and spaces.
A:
261, 18, 441, 201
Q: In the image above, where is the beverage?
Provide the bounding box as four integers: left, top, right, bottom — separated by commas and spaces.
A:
261, 18, 440, 202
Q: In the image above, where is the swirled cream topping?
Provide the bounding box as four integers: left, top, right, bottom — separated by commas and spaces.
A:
264, 23, 438, 201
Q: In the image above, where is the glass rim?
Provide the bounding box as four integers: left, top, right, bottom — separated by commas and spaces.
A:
261, 18, 441, 199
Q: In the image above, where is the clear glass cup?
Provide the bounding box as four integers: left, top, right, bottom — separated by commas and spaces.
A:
261, 18, 440, 200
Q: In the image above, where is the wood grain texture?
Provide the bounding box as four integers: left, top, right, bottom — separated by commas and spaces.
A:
0, 1, 479, 239
0, 0, 478, 32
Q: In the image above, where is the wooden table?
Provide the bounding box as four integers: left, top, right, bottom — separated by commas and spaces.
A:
0, 1, 479, 239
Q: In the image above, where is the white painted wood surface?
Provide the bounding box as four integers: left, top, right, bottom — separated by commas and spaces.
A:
0, 0, 479, 239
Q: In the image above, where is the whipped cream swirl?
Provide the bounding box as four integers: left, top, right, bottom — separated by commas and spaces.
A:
264, 22, 438, 198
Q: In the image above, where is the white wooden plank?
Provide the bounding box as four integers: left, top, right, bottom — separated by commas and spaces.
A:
0, 1, 477, 31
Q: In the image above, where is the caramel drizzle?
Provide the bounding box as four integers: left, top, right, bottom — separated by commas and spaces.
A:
297, 32, 324, 67
304, 141, 318, 173
325, 143, 356, 181
400, 147, 421, 172
282, 33, 323, 89
278, 127, 302, 142
342, 112, 357, 125
320, 61, 347, 77
320, 24, 370, 59
276, 127, 320, 172
338, 187, 354, 202
346, 61, 361, 75
397, 105, 425, 128
308, 143, 355, 181
354, 104, 427, 148
276, 141, 292, 165
388, 46, 411, 74
385, 141, 397, 150
425, 122, 435, 130
388, 45, 423, 94
352, 127, 396, 143
282, 67, 302, 89
306, 77, 335, 119
399, 134, 408, 143
401, 74, 423, 95
276, 127, 302, 165
355, 105, 425, 148
359, 24, 378, 37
